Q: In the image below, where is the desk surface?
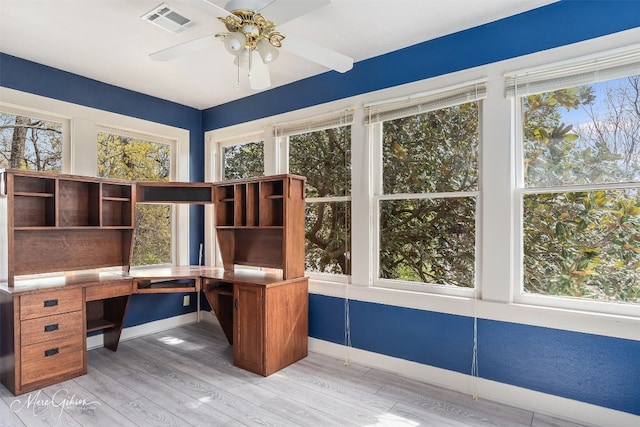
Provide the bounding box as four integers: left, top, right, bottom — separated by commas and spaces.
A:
1, 266, 304, 295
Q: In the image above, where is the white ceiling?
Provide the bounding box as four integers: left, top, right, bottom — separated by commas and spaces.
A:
0, 0, 557, 110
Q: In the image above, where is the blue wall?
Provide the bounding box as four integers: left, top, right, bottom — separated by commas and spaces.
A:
3, 0, 640, 417
310, 295, 640, 416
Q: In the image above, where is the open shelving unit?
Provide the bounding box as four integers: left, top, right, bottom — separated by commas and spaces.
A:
1, 169, 135, 286
213, 175, 305, 279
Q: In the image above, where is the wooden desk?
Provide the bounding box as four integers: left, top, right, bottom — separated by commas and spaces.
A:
0, 271, 132, 395
0, 266, 308, 395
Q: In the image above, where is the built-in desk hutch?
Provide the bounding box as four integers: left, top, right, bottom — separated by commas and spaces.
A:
0, 169, 308, 395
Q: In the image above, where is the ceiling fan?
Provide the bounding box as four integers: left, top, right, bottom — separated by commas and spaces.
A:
150, 0, 354, 90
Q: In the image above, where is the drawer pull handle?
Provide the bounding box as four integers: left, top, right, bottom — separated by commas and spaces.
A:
44, 323, 59, 332
44, 348, 59, 357
43, 299, 59, 307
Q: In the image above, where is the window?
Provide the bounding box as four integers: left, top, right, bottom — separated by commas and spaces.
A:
0, 111, 62, 172
222, 140, 264, 179
367, 84, 485, 290
97, 131, 173, 266
512, 51, 640, 304
281, 111, 352, 276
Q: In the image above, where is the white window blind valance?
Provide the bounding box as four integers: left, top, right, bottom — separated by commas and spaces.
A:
274, 109, 354, 138
506, 47, 640, 97
364, 83, 487, 125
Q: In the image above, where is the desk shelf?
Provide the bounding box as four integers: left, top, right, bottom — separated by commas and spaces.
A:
87, 318, 117, 333
1, 169, 135, 286
134, 278, 199, 294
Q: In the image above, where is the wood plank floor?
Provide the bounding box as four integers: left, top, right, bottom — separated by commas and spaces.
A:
1, 321, 588, 427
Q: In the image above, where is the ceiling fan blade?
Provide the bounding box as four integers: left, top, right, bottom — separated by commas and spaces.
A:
150, 34, 218, 61
249, 51, 271, 90
281, 34, 353, 73
197, 0, 236, 18
259, 0, 331, 25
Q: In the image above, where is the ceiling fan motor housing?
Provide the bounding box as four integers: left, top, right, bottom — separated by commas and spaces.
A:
225, 0, 267, 11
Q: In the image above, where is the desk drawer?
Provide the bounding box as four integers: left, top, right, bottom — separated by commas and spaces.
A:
20, 288, 83, 320
85, 281, 132, 301
21, 335, 84, 385
21, 311, 83, 346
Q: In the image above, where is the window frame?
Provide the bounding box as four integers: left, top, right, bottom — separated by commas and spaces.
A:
278, 111, 354, 282
219, 137, 265, 181
0, 104, 71, 172
367, 85, 484, 297
510, 53, 640, 318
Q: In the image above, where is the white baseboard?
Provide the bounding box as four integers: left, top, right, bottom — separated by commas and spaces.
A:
309, 338, 640, 427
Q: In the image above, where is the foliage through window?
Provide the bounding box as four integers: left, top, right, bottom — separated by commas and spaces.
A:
223, 141, 264, 180
98, 131, 172, 266
521, 75, 640, 303
0, 112, 62, 172
378, 101, 479, 288
289, 125, 351, 275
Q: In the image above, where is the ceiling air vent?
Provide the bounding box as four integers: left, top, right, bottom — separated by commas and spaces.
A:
142, 3, 197, 34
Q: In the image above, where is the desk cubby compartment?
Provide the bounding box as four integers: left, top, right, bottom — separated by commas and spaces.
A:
246, 182, 260, 226
202, 280, 234, 344
214, 184, 235, 227
85, 280, 132, 351
12, 175, 56, 228
136, 182, 213, 203
12, 174, 56, 195
260, 180, 284, 227
58, 180, 100, 227
102, 183, 133, 227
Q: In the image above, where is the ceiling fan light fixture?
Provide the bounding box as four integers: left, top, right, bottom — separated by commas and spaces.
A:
257, 39, 279, 63
223, 32, 245, 55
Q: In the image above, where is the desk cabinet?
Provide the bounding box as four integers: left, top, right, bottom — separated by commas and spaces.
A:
0, 287, 86, 395
203, 273, 308, 377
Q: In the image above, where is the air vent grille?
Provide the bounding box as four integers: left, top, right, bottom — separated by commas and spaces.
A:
142, 3, 197, 34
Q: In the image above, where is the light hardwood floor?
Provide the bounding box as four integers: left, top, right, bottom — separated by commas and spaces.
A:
1, 320, 588, 427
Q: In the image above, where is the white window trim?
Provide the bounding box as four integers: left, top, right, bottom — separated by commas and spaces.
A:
509, 48, 640, 318
0, 104, 71, 172
278, 110, 354, 280
368, 83, 484, 296
214, 131, 266, 181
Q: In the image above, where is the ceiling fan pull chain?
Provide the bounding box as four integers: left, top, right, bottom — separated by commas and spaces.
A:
236, 59, 240, 89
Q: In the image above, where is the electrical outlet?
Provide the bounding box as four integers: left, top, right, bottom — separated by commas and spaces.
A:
183, 295, 190, 306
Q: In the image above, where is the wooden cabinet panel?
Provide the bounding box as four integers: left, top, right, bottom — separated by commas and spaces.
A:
21, 311, 83, 346
233, 284, 264, 375
20, 288, 82, 320
20, 334, 84, 385
264, 278, 308, 376
85, 280, 132, 301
